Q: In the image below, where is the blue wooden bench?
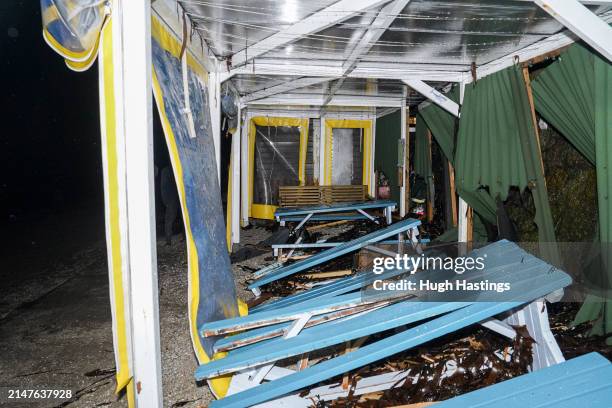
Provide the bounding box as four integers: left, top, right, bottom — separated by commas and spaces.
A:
197, 240, 573, 407
274, 200, 397, 231
248, 218, 422, 295
435, 352, 612, 408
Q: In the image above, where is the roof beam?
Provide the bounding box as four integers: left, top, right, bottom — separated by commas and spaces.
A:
322, 0, 411, 107
403, 79, 459, 117
343, 0, 411, 74
533, 0, 612, 62
474, 10, 612, 81
228, 60, 467, 82
247, 94, 404, 108
242, 77, 335, 103
231, 0, 391, 67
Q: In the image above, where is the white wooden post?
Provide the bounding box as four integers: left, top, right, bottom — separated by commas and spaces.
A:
370, 117, 376, 197
400, 89, 407, 217
118, 0, 163, 405
457, 81, 469, 244
241, 110, 250, 226
231, 105, 241, 243
208, 70, 222, 183
313, 118, 321, 184
319, 116, 327, 185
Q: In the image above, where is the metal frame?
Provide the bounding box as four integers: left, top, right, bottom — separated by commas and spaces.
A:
230, 0, 390, 67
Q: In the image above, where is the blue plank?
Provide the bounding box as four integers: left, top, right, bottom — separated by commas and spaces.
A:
199, 250, 569, 378
271, 239, 409, 249
249, 219, 421, 289
200, 291, 396, 337
281, 214, 370, 222
196, 301, 470, 379
275, 200, 396, 217
208, 268, 571, 407
435, 353, 612, 408
251, 266, 410, 313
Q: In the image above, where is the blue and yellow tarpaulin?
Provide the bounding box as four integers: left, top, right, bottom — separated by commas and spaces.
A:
41, 0, 245, 401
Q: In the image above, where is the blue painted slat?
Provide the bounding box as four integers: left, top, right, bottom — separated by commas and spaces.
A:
271, 239, 409, 249
435, 352, 612, 408
196, 301, 470, 379
200, 252, 569, 378
281, 214, 370, 222
249, 219, 421, 289
254, 239, 527, 313
208, 269, 571, 407
200, 291, 398, 337
275, 200, 396, 217
251, 266, 409, 313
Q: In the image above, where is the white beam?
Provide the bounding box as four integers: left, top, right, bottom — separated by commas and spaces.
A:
343, 0, 412, 74
229, 60, 466, 82
240, 111, 250, 227
457, 81, 469, 246
118, 0, 163, 406
243, 77, 335, 103
248, 94, 404, 108
533, 0, 612, 62
403, 79, 459, 117
231, 0, 391, 67
322, 0, 410, 106
231, 105, 241, 244
475, 11, 612, 81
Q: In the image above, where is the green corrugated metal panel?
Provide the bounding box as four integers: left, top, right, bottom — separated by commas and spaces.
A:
509, 65, 560, 265
455, 68, 529, 202
531, 43, 612, 342
587, 53, 612, 344
419, 87, 458, 163
414, 113, 432, 179
375, 110, 401, 203
532, 44, 595, 164
595, 49, 612, 245
455, 65, 559, 263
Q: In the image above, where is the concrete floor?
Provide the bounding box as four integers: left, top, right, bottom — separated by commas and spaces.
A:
0, 208, 272, 408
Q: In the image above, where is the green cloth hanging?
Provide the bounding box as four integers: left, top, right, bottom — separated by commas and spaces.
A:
532, 43, 612, 344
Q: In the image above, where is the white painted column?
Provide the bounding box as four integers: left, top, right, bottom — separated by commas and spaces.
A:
231, 105, 241, 243
208, 70, 222, 183
400, 91, 407, 217
240, 110, 250, 226
457, 81, 469, 244
313, 118, 321, 184
370, 117, 377, 197
319, 116, 328, 185
118, 0, 163, 405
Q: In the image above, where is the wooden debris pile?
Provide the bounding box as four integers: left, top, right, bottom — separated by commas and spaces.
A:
309, 326, 534, 407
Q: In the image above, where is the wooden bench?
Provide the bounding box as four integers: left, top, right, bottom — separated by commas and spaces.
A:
278, 185, 367, 207
196, 240, 573, 408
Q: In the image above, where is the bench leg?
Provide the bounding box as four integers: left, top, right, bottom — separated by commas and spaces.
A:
385, 207, 393, 225
504, 300, 564, 371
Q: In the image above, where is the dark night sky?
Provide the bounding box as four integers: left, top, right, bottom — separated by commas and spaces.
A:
0, 0, 102, 223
